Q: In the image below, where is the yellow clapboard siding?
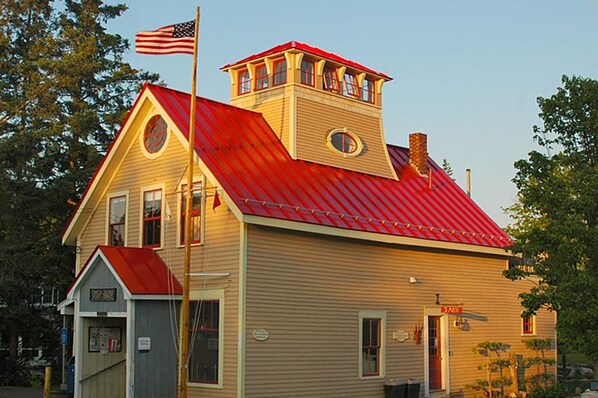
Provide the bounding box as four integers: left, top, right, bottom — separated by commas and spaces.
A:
244, 225, 555, 398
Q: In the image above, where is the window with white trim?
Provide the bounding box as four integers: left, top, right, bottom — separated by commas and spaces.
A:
522, 313, 535, 336
108, 195, 126, 246
180, 182, 202, 245
188, 290, 224, 387
359, 310, 385, 378
142, 188, 162, 248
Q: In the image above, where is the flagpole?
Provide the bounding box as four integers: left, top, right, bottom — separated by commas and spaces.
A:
179, 6, 200, 398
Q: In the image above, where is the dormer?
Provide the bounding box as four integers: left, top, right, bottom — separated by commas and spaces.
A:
221, 41, 397, 180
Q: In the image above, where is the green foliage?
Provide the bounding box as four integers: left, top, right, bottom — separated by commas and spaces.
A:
469, 342, 513, 397
442, 158, 454, 178
521, 338, 555, 391
0, 0, 158, 384
505, 75, 598, 366
526, 385, 565, 398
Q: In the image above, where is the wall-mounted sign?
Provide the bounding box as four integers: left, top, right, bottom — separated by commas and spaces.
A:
441, 306, 463, 314
90, 288, 117, 302
393, 330, 410, 342
252, 329, 269, 341
138, 337, 151, 351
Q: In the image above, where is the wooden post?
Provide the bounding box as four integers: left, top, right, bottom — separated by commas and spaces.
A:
178, 7, 200, 398
43, 366, 52, 398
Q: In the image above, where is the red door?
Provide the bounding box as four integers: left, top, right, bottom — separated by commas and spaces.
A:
428, 316, 442, 390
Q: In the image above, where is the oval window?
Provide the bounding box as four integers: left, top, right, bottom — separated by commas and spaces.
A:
326, 128, 363, 157
143, 115, 168, 154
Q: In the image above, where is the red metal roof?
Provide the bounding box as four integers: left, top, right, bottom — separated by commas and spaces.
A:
70, 246, 182, 296
148, 84, 511, 249
220, 40, 392, 81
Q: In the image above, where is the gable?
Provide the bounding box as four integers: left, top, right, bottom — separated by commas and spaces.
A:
66, 246, 183, 304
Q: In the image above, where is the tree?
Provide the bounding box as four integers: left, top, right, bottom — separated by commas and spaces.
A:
441, 158, 454, 178
0, 0, 158, 383
505, 75, 598, 375
468, 341, 512, 397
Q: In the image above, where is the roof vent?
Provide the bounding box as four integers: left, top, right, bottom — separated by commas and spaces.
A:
409, 132, 428, 176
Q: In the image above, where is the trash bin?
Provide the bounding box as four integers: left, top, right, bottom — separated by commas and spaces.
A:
66, 356, 75, 398
406, 379, 420, 398
384, 379, 406, 398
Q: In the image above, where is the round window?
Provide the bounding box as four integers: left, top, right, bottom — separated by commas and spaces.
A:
143, 115, 168, 154
326, 128, 363, 157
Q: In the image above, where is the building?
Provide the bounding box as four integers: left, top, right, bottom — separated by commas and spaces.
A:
59, 41, 556, 398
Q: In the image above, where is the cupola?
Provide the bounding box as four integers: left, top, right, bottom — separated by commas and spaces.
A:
221, 41, 397, 179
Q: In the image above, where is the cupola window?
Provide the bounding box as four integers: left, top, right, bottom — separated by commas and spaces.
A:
238, 69, 250, 95
300, 59, 315, 86
255, 64, 269, 91
362, 79, 375, 103
323, 67, 340, 93
343, 73, 360, 99
273, 59, 287, 86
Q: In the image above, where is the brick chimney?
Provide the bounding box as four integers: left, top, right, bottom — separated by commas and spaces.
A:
409, 132, 428, 176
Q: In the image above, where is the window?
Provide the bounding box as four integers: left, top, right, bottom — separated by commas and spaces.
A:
255, 64, 269, 91
343, 73, 360, 98
362, 79, 374, 103
327, 128, 363, 157
143, 115, 168, 154
522, 314, 535, 335
323, 67, 340, 93
238, 69, 250, 94
108, 195, 126, 246
359, 310, 385, 378
300, 59, 314, 86
509, 256, 535, 274
189, 300, 220, 384
180, 182, 202, 245
273, 59, 287, 86
142, 189, 162, 248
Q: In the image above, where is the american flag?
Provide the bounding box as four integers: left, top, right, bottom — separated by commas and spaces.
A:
135, 20, 195, 55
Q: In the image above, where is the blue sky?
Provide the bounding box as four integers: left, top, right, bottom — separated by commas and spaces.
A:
108, 0, 598, 227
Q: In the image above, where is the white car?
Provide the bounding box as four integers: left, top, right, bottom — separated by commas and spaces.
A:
581, 381, 598, 398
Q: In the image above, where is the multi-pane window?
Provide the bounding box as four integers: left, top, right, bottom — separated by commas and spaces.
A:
273, 59, 287, 86
180, 182, 201, 245
189, 300, 220, 384
362, 318, 381, 377
330, 130, 358, 154
362, 79, 374, 103
323, 67, 340, 93
300, 59, 315, 86
142, 189, 162, 248
108, 196, 126, 246
238, 69, 250, 95
255, 64, 269, 91
522, 314, 535, 335
343, 73, 360, 98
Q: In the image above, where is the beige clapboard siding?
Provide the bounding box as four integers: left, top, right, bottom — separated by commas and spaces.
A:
244, 225, 554, 398
295, 97, 395, 179
75, 109, 242, 398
